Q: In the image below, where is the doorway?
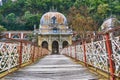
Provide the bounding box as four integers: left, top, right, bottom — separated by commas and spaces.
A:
42, 41, 48, 49
52, 41, 59, 54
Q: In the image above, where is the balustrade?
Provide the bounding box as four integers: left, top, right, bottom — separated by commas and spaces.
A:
61, 27, 120, 80
37, 29, 72, 35
0, 38, 49, 78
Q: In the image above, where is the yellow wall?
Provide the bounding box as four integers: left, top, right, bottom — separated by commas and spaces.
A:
38, 35, 72, 53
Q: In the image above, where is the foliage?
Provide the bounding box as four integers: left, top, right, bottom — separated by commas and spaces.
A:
0, 25, 7, 33
6, 13, 16, 22
67, 6, 97, 37
27, 33, 34, 41
97, 4, 110, 18
0, 0, 120, 32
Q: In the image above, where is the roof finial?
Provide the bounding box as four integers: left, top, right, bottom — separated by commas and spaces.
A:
49, 6, 57, 12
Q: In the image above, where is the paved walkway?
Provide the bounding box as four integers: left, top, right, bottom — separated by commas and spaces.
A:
3, 55, 98, 80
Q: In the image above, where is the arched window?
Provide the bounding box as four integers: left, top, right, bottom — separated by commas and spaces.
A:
62, 41, 68, 48
51, 16, 56, 24
12, 34, 19, 39
24, 35, 28, 39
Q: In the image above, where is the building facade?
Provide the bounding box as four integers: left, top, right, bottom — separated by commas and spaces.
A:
3, 31, 32, 40
34, 11, 73, 54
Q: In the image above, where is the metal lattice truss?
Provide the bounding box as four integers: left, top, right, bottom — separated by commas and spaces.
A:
22, 43, 32, 63
111, 36, 120, 76
0, 40, 50, 76
61, 33, 120, 77
61, 48, 66, 55
34, 47, 38, 60
61, 47, 69, 55
86, 40, 109, 72
71, 46, 75, 58
68, 47, 71, 56
61, 37, 120, 76
0, 42, 19, 72
76, 45, 84, 61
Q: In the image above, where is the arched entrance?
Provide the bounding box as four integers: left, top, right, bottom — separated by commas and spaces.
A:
42, 41, 48, 49
52, 41, 59, 54
62, 41, 68, 48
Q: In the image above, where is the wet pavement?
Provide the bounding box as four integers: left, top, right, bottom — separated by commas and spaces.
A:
2, 55, 98, 80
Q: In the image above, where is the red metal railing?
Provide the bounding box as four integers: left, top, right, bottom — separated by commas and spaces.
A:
61, 27, 120, 80
0, 38, 49, 78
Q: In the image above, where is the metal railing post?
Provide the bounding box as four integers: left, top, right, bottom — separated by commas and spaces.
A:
38, 47, 40, 58
67, 47, 68, 56
37, 47, 39, 59
32, 44, 35, 62
41, 48, 42, 56
105, 33, 115, 80
74, 44, 77, 60
70, 46, 72, 57
83, 40, 87, 67
40, 47, 42, 57
19, 41, 23, 68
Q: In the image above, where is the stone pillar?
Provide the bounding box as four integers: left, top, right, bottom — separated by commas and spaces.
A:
69, 35, 72, 45
59, 41, 62, 53
21, 33, 23, 39
38, 36, 42, 46
9, 33, 11, 38
48, 42, 52, 52
48, 35, 52, 52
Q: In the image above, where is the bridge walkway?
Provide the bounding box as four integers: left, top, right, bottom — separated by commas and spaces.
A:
2, 55, 101, 80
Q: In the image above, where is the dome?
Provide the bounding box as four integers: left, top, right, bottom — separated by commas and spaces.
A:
101, 17, 120, 31
40, 12, 67, 25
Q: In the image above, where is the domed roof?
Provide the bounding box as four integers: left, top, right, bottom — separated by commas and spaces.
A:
40, 12, 67, 25
101, 17, 120, 31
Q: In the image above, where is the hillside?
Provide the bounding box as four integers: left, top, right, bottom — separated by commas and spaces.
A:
0, 0, 120, 31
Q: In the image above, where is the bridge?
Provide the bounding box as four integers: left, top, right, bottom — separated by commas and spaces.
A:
0, 27, 119, 80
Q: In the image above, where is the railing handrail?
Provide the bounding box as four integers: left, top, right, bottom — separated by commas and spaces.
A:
61, 26, 120, 80
0, 38, 50, 78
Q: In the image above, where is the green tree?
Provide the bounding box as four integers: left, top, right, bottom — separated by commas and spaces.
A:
6, 13, 16, 22
22, 11, 41, 30
97, 3, 110, 18
0, 25, 7, 38
0, 25, 7, 32
0, 14, 3, 22
0, 0, 120, 31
